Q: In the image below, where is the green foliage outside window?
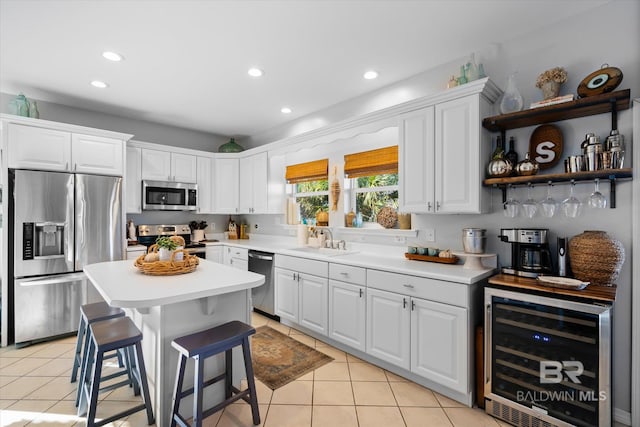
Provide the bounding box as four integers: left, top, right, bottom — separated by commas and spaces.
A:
295, 180, 329, 223
354, 173, 398, 222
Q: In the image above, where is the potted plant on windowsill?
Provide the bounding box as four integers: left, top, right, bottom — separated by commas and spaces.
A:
189, 221, 208, 242
156, 236, 182, 261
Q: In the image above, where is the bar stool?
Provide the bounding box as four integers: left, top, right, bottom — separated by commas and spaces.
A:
77, 316, 155, 427
71, 302, 125, 383
170, 320, 260, 427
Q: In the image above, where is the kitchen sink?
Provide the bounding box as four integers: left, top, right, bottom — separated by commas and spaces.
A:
287, 247, 359, 257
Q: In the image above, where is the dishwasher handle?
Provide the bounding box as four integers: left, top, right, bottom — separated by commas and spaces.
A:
248, 252, 273, 261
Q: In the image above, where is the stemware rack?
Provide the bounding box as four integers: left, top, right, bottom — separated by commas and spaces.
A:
481, 89, 632, 208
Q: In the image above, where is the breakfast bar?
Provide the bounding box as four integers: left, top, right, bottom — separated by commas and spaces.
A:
84, 259, 265, 427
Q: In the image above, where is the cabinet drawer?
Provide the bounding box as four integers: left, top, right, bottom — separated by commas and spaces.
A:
226, 246, 248, 261
275, 255, 328, 277
329, 263, 366, 285
366, 269, 467, 307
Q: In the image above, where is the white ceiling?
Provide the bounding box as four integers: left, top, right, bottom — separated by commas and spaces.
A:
0, 0, 610, 138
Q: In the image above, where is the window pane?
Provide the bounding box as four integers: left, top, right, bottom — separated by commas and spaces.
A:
296, 179, 328, 192
356, 190, 398, 222
298, 195, 329, 223
356, 173, 398, 188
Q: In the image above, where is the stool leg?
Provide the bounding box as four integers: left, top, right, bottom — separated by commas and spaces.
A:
86, 349, 104, 427
77, 335, 95, 410
193, 355, 204, 427
70, 316, 86, 383
76, 323, 94, 405
242, 337, 260, 425
126, 345, 141, 396
170, 354, 187, 427
225, 349, 233, 399
134, 341, 155, 425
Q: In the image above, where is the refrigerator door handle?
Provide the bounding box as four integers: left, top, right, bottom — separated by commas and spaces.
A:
66, 175, 75, 268
17, 272, 86, 287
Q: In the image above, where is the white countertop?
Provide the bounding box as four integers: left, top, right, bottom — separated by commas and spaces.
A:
200, 235, 495, 285
84, 259, 265, 308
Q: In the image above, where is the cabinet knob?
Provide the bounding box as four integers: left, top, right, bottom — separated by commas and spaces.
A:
436, 201, 441, 211
427, 202, 432, 211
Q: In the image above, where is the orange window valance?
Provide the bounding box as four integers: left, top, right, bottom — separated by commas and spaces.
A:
344, 145, 398, 178
285, 159, 329, 183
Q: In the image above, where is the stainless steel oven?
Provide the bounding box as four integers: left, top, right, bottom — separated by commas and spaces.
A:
142, 180, 197, 211
137, 224, 206, 259
484, 288, 611, 427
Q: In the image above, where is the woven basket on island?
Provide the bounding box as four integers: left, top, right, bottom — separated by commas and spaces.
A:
134, 237, 199, 275
568, 230, 624, 287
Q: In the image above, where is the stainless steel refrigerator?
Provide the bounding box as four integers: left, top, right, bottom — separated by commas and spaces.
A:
10, 169, 123, 345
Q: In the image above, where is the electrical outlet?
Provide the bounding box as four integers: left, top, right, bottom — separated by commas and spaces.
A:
254, 223, 259, 229
425, 228, 435, 242
394, 236, 406, 243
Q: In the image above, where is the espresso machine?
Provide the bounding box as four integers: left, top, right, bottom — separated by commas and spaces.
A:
498, 228, 553, 278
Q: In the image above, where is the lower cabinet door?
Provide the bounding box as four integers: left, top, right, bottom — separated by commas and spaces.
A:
328, 280, 366, 351
411, 297, 468, 393
274, 267, 299, 323
366, 288, 410, 370
298, 273, 328, 335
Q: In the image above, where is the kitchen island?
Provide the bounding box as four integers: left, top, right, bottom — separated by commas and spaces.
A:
84, 259, 265, 427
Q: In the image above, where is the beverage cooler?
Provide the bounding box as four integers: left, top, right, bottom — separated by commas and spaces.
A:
484, 287, 611, 427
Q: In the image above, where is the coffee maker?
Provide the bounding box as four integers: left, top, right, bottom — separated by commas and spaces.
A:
498, 228, 553, 278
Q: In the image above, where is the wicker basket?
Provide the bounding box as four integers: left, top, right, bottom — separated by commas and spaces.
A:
569, 230, 625, 286
134, 246, 199, 276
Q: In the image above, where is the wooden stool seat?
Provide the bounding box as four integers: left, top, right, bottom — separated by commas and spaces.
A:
71, 302, 125, 384
170, 320, 260, 427
77, 317, 154, 427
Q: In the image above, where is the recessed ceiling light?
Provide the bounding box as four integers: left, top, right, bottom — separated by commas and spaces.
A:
248, 68, 264, 77
363, 70, 378, 80
281, 107, 292, 114
102, 51, 123, 62
91, 80, 108, 88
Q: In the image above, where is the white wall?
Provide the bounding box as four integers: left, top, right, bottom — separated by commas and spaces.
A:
240, 0, 639, 417
0, 93, 229, 152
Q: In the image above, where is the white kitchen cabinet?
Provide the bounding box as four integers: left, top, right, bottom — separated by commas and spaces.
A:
196, 156, 214, 214
239, 152, 268, 213
141, 148, 197, 183
274, 267, 299, 323
126, 146, 142, 213
126, 248, 146, 260
205, 246, 224, 264
8, 124, 71, 171
366, 287, 411, 370
71, 134, 124, 175
328, 279, 366, 351
213, 157, 239, 213
399, 93, 491, 214
8, 124, 123, 176
411, 297, 468, 394
223, 246, 248, 270
274, 255, 329, 335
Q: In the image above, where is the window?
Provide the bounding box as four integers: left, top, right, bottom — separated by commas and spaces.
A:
344, 146, 398, 225
286, 159, 329, 224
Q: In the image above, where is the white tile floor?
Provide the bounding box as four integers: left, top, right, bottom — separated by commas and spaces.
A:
0, 312, 616, 426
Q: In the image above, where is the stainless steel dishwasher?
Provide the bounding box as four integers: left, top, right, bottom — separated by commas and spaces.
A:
248, 250, 279, 320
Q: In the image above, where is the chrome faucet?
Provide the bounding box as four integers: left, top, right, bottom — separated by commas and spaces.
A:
320, 228, 334, 249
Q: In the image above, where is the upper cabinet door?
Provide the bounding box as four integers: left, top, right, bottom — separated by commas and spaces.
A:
72, 134, 124, 176
125, 146, 142, 213
239, 152, 268, 213
434, 95, 482, 213
8, 124, 72, 171
213, 158, 239, 213
171, 153, 197, 183
141, 148, 171, 181
196, 156, 214, 214
398, 107, 435, 213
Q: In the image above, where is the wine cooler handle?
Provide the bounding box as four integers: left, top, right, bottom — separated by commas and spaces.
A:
485, 303, 492, 385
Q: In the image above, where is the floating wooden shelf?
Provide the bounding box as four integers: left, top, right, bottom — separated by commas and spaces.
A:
482, 89, 631, 132
483, 168, 632, 186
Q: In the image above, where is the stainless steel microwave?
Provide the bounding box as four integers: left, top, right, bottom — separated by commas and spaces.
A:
142, 180, 198, 211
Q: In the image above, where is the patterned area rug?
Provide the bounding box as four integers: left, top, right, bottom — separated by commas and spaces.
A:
251, 325, 333, 389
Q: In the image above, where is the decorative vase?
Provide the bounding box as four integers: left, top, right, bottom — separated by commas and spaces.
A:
28, 100, 39, 118
499, 73, 524, 114
569, 230, 625, 286
540, 80, 560, 100
159, 248, 172, 261
346, 210, 356, 227
218, 137, 244, 153
398, 213, 411, 230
